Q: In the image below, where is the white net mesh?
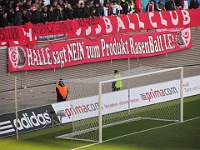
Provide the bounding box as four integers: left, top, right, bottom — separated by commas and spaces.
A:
57, 67, 183, 142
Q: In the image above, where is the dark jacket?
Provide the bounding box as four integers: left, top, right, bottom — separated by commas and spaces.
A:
65, 7, 74, 20
14, 11, 22, 26
83, 6, 91, 18
41, 10, 48, 23
53, 8, 60, 21
22, 11, 31, 25
0, 16, 9, 27
175, 0, 183, 8
47, 10, 55, 22
73, 5, 81, 19
165, 0, 176, 10
95, 6, 103, 17
6, 10, 15, 26
58, 10, 67, 21
189, 0, 199, 9
31, 10, 41, 24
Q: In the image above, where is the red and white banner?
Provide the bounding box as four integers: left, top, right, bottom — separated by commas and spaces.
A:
8, 28, 192, 72
27, 9, 200, 43
0, 26, 26, 46
1, 9, 200, 46
55, 9, 200, 39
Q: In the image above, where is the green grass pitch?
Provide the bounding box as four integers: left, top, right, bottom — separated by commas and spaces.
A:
0, 95, 200, 150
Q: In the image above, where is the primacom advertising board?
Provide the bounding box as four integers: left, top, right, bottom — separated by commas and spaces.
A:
52, 75, 200, 124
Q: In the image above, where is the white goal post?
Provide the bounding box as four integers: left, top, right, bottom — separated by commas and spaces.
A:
57, 67, 184, 143
98, 67, 183, 143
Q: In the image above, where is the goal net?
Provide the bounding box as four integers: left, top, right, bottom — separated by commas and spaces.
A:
57, 67, 184, 143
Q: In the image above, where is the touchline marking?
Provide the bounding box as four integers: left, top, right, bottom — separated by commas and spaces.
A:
70, 116, 200, 150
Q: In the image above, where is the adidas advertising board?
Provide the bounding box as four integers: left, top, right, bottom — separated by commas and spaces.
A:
0, 105, 57, 138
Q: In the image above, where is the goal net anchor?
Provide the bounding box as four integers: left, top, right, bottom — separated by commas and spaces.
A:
48, 111, 64, 128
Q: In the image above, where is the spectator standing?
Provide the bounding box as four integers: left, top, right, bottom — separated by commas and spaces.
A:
165, 0, 176, 10
73, 2, 81, 19
112, 70, 123, 91
22, 8, 31, 25
84, 2, 91, 17
183, 0, 189, 9
47, 5, 55, 21
116, 0, 123, 15
157, 0, 166, 11
38, 6, 43, 20
65, 3, 74, 19
175, 0, 183, 9
55, 4, 67, 20
79, 2, 85, 18
146, 0, 157, 12
31, 6, 41, 24
59, 5, 67, 20
53, 4, 60, 21
189, 0, 199, 9
111, 0, 119, 15
56, 79, 69, 102
103, 1, 112, 16
0, 12, 9, 27
14, 7, 22, 26
127, 1, 134, 14
90, 7, 96, 17
41, 6, 48, 22
6, 6, 15, 26
120, 0, 128, 14
99, 1, 105, 14
95, 2, 103, 17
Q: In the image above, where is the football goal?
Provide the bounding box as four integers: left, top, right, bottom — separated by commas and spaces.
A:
57, 67, 184, 143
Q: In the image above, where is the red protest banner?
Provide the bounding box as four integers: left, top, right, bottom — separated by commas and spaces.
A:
0, 26, 25, 43
8, 28, 192, 72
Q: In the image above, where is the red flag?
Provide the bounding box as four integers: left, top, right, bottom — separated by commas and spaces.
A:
135, 0, 143, 13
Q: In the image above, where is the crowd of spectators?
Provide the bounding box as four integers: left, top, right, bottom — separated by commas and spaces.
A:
0, 0, 199, 28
